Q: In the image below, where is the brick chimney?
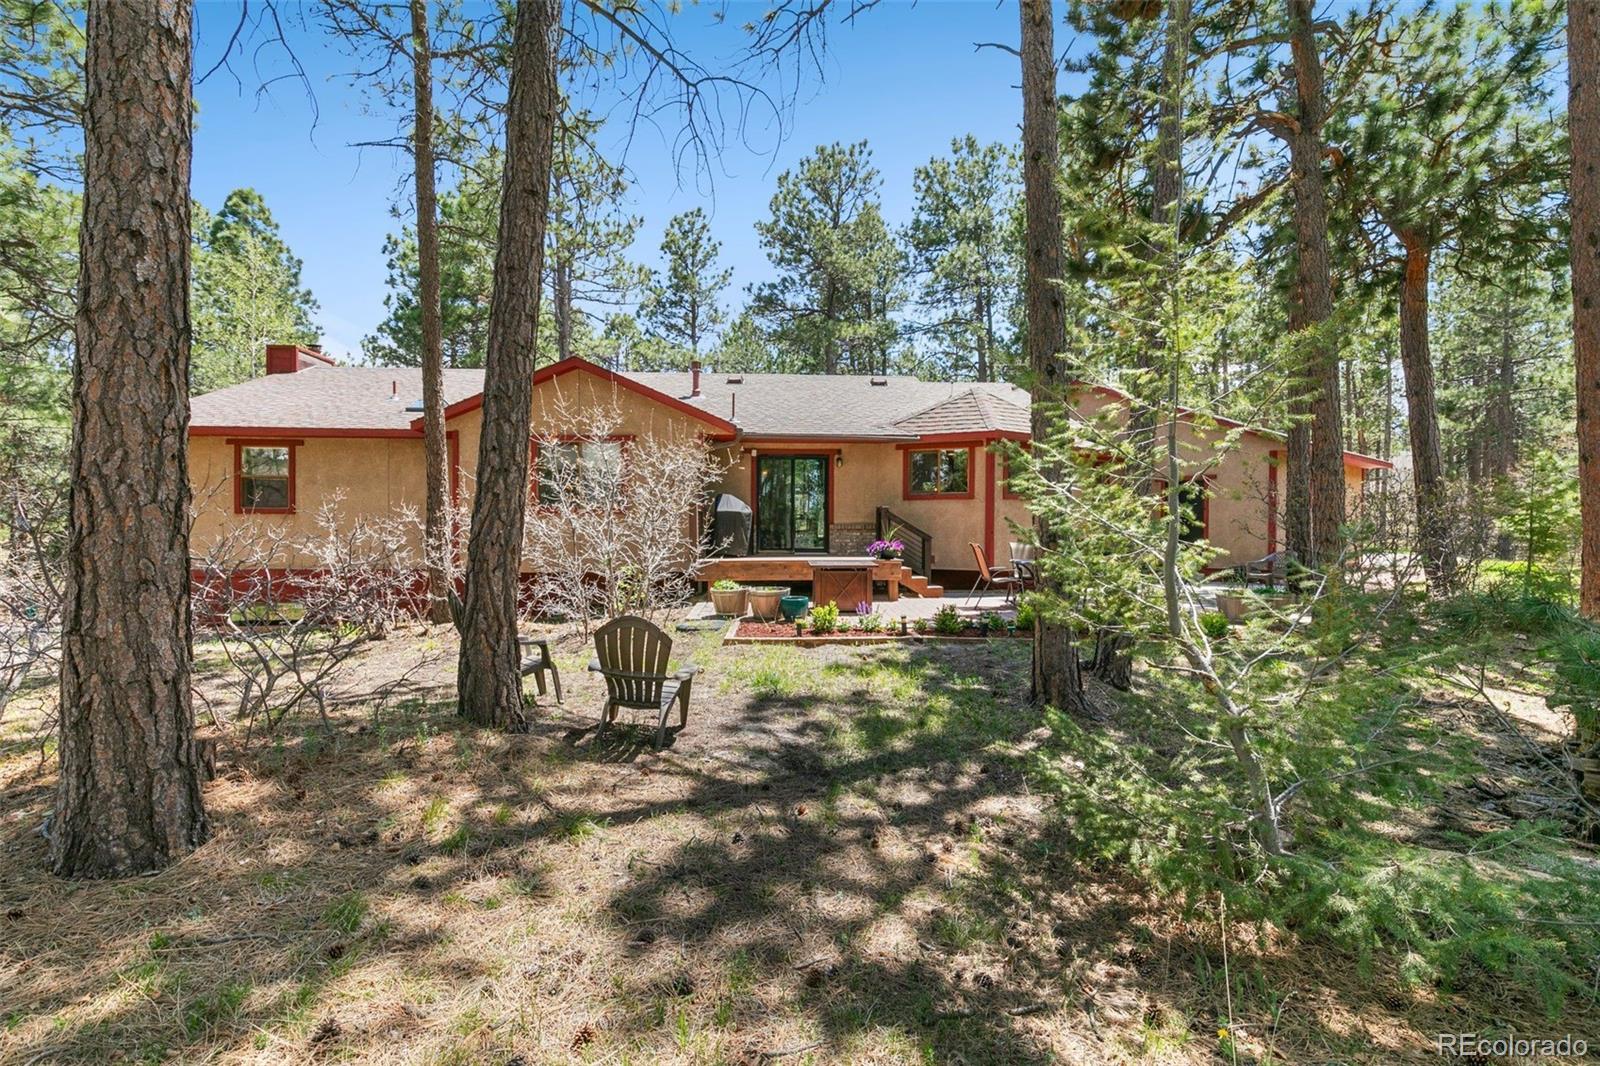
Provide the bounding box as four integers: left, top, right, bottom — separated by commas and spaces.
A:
690, 359, 702, 397
265, 343, 336, 375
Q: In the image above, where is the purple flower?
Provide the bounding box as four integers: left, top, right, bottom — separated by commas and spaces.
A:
867, 538, 904, 560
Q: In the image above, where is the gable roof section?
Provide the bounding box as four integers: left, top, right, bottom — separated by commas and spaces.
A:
892, 387, 1031, 438
413, 356, 739, 439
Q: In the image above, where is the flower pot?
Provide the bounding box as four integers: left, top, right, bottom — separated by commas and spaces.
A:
746, 586, 786, 621
779, 594, 811, 621
1215, 593, 1249, 624
709, 586, 748, 617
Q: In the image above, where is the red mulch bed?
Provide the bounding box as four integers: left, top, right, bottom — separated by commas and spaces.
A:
732, 619, 1024, 641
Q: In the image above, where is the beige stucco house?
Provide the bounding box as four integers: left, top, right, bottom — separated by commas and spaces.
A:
188, 344, 1389, 595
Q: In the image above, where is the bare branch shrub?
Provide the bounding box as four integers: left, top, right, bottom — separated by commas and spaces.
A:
0, 482, 65, 725
191, 496, 425, 740
521, 396, 727, 633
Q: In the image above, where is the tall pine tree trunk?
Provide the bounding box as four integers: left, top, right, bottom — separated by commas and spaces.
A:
1095, 0, 1184, 689
412, 0, 451, 625
554, 258, 573, 360
51, 0, 208, 878
1286, 0, 1345, 572
1398, 236, 1456, 590
456, 0, 561, 727
1572, 0, 1600, 620
1020, 0, 1087, 714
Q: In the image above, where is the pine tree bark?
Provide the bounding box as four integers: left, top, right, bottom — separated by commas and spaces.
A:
1285, 0, 1346, 571
1020, 0, 1087, 714
1095, 0, 1184, 688
51, 0, 208, 878
455, 0, 561, 727
412, 0, 451, 625
1572, 0, 1600, 620
1398, 237, 1456, 590
554, 258, 573, 360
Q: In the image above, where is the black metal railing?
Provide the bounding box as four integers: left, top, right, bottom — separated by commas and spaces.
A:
875, 506, 932, 578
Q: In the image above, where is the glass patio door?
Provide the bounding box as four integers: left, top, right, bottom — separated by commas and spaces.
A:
755, 455, 828, 553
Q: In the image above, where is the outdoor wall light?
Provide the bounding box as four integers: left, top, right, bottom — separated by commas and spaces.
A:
834, 454, 844, 468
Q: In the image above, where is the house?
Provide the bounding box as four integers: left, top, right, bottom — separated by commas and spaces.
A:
188, 344, 1391, 594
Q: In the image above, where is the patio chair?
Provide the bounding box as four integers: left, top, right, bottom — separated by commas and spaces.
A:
587, 615, 700, 751
967, 542, 1024, 606
1242, 551, 1288, 588
517, 635, 562, 705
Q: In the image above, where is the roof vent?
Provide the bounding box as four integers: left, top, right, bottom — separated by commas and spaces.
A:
869, 376, 889, 386
725, 375, 744, 385
405, 401, 424, 413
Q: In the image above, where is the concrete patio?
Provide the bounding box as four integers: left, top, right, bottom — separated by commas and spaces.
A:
687, 587, 1020, 623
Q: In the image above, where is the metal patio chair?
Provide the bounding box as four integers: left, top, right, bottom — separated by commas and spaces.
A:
968, 542, 1024, 606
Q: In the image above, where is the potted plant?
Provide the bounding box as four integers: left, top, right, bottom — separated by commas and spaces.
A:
747, 585, 787, 621
1215, 590, 1250, 624
779, 593, 811, 621
709, 579, 748, 617
867, 537, 905, 561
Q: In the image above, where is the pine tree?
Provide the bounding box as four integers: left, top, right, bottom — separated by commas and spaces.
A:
1332, 2, 1564, 591
363, 152, 498, 368
641, 208, 731, 360
454, 0, 560, 728
1572, 0, 1600, 618
1020, 0, 1088, 714
191, 190, 320, 392
749, 141, 905, 375
52, 0, 208, 878
905, 136, 1019, 382
546, 114, 643, 362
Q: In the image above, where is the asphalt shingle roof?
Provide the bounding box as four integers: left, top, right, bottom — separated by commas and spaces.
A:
190, 366, 487, 432
891, 387, 1032, 436
189, 363, 1035, 439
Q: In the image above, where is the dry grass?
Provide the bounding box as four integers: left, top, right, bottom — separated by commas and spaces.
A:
0, 625, 1591, 1063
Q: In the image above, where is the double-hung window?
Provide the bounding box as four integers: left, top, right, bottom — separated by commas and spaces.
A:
536, 439, 624, 505
236, 444, 294, 513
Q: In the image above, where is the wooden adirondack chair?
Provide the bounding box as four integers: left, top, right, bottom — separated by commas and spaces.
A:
588, 615, 700, 750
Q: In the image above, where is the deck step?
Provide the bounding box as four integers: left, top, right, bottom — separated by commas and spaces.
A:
901, 573, 944, 599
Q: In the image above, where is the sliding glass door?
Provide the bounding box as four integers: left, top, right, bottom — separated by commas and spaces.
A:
755, 455, 828, 553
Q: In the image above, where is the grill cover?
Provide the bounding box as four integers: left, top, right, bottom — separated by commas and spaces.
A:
709, 492, 752, 557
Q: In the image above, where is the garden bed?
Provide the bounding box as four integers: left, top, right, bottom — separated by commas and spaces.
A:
727, 618, 1028, 645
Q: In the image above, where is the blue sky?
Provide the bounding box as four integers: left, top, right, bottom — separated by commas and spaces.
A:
190, 1, 1055, 361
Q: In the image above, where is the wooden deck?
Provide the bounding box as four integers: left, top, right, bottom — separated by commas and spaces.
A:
696, 556, 944, 598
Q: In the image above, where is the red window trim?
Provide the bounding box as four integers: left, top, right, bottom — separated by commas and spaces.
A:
230, 438, 300, 515
902, 444, 977, 501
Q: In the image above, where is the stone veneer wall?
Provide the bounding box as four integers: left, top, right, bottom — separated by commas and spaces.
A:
829, 522, 877, 555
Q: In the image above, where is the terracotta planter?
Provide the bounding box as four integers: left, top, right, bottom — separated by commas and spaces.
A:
1215, 593, 1249, 624
746, 586, 786, 621
709, 587, 748, 617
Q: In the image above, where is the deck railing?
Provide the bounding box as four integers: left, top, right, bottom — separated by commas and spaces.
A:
875, 506, 932, 578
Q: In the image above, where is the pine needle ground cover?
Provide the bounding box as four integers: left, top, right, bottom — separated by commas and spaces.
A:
1, 622, 1595, 1063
